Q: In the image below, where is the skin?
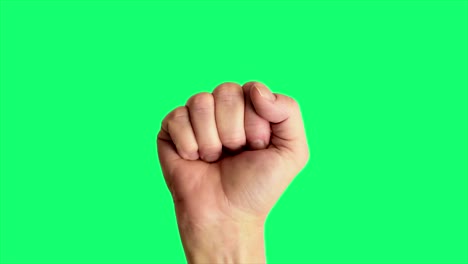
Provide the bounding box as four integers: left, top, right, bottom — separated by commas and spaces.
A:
157, 81, 309, 263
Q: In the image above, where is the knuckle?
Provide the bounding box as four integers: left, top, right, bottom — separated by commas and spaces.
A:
214, 82, 241, 92
187, 92, 214, 112
242, 81, 260, 93
250, 81, 265, 87
213, 84, 244, 105
243, 81, 263, 88
285, 95, 299, 108
169, 106, 189, 120
281, 95, 300, 115
163, 107, 188, 131
290, 97, 299, 108
213, 82, 243, 100
245, 81, 268, 93
167, 107, 189, 126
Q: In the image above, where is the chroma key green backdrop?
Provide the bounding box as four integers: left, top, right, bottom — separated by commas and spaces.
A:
1, 0, 467, 263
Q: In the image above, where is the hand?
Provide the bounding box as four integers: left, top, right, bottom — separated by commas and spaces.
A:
157, 82, 309, 263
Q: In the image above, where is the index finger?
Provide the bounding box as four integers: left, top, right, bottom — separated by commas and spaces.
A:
242, 81, 271, 150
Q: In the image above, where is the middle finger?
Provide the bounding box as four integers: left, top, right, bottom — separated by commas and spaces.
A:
186, 92, 223, 162
213, 82, 246, 152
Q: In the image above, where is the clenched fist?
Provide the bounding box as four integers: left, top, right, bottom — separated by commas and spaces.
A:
157, 82, 309, 263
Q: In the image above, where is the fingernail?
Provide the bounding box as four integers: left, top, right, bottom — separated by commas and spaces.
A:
253, 83, 275, 102
203, 153, 219, 162
251, 139, 267, 149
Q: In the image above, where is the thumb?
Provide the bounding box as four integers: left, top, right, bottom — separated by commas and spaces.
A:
250, 82, 309, 167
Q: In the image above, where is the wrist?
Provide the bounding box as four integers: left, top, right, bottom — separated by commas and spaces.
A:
177, 214, 266, 264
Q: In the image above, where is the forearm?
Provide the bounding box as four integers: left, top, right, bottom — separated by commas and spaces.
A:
177, 214, 266, 264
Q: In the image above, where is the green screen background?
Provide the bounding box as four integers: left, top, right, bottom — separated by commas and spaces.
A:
1, 0, 467, 263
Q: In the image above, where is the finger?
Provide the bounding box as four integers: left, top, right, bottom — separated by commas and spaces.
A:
186, 92, 223, 162
161, 106, 199, 161
156, 106, 199, 185
249, 82, 309, 168
242, 82, 271, 150
157, 129, 180, 182
213, 82, 246, 152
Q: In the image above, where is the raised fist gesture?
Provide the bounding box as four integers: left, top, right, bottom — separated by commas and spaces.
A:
157, 82, 309, 263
